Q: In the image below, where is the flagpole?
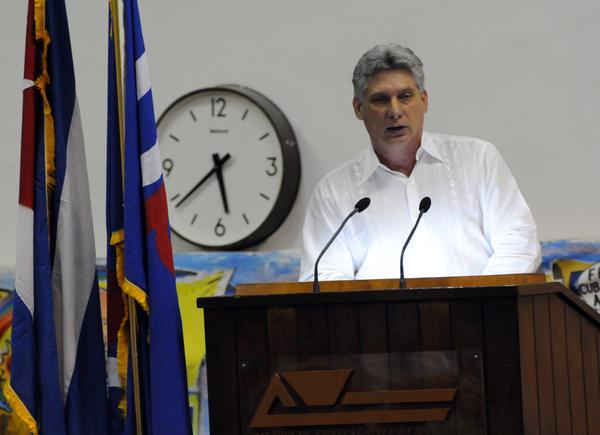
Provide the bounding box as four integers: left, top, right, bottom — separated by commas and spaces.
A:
109, 0, 144, 434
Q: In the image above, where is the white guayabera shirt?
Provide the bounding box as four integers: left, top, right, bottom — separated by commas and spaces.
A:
299, 131, 541, 281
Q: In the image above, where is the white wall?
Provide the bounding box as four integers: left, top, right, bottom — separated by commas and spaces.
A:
1, 0, 599, 266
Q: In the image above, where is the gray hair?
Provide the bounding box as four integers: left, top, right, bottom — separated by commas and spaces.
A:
352, 44, 425, 101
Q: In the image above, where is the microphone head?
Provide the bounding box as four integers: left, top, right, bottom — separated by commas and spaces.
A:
419, 196, 431, 213
355, 197, 371, 213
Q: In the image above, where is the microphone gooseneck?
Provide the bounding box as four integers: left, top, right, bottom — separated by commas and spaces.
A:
399, 196, 432, 289
313, 197, 371, 293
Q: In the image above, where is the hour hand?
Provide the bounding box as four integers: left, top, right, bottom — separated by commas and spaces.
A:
213, 153, 230, 213
174, 153, 231, 209
214, 152, 231, 167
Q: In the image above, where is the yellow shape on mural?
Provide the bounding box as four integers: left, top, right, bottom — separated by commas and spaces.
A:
550, 259, 593, 287
176, 270, 232, 388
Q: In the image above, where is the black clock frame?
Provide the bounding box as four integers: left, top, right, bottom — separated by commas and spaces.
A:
156, 84, 301, 250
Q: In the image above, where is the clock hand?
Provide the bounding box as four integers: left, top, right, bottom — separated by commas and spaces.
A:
213, 153, 230, 214
175, 166, 216, 208
175, 153, 232, 209
215, 152, 231, 166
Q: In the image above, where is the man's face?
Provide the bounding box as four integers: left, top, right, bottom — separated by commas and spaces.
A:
353, 69, 428, 156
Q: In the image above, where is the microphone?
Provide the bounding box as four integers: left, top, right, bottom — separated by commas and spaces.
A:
399, 196, 431, 289
313, 197, 371, 293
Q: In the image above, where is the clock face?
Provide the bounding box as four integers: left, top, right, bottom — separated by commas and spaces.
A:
157, 86, 299, 249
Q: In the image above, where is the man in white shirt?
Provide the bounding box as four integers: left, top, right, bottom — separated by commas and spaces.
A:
299, 44, 541, 281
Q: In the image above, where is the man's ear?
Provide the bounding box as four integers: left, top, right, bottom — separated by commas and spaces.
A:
421, 91, 429, 113
352, 98, 364, 120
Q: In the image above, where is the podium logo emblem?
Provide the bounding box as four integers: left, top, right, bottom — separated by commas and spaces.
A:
250, 369, 457, 428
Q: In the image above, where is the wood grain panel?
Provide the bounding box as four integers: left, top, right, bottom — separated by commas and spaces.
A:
327, 304, 360, 391
296, 304, 329, 369
387, 302, 421, 435
236, 273, 546, 295
549, 294, 573, 435
419, 301, 454, 435
451, 299, 487, 435
267, 307, 298, 372
358, 303, 388, 353
419, 301, 451, 352
450, 299, 483, 349
204, 309, 241, 435
387, 301, 421, 389
387, 302, 420, 357
236, 308, 269, 435
358, 303, 389, 391
518, 296, 539, 435
581, 318, 600, 433
565, 305, 587, 435
487, 297, 523, 435
327, 304, 360, 354
533, 295, 557, 435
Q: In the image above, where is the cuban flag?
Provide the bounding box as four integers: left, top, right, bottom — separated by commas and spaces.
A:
106, 0, 192, 433
6, 0, 108, 434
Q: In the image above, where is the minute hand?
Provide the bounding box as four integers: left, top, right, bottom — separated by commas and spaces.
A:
174, 167, 216, 208
174, 153, 231, 208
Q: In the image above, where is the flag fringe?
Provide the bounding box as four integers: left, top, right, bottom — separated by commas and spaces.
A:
116, 291, 130, 416
111, 230, 130, 416
110, 229, 149, 417
110, 228, 124, 245
33, 0, 56, 191
7, 1, 54, 432
3, 381, 38, 435
111, 230, 149, 312
122, 278, 149, 312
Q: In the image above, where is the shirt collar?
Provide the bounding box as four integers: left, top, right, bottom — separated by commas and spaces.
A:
419, 131, 444, 163
359, 131, 444, 184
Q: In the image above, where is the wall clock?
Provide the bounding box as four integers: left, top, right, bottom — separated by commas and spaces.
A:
156, 85, 301, 250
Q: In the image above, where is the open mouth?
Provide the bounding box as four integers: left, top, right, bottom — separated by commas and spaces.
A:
386, 125, 407, 135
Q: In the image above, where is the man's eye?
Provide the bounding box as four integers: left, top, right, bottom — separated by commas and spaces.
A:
370, 94, 389, 103
400, 92, 413, 100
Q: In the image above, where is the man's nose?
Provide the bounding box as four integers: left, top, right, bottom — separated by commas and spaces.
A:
387, 98, 401, 119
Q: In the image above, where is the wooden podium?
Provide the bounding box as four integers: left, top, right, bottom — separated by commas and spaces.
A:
197, 274, 600, 435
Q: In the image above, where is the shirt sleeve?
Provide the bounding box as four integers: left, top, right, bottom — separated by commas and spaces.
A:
299, 182, 356, 281
480, 143, 541, 274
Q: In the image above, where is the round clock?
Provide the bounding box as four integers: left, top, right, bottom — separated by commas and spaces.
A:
156, 85, 301, 250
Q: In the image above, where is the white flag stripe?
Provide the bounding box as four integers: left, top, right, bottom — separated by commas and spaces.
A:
15, 205, 34, 314
107, 357, 120, 388
51, 100, 98, 401
135, 51, 151, 101
141, 142, 162, 186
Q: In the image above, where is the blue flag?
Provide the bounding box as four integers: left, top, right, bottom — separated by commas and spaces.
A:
6, 0, 108, 433
106, 0, 192, 434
